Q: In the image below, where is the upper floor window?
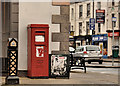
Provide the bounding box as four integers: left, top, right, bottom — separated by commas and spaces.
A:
86, 22, 90, 35
71, 26, 73, 31
79, 22, 82, 35
79, 5, 83, 18
87, 3, 90, 17
71, 8, 74, 19
112, 0, 115, 6
97, 2, 101, 9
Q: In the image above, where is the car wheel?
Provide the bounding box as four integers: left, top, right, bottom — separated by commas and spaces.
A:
88, 61, 91, 64
99, 61, 102, 64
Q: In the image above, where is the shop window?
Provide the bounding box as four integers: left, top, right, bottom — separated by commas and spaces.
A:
77, 43, 80, 46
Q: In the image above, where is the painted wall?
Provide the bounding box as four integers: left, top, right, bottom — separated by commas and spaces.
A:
18, 2, 60, 70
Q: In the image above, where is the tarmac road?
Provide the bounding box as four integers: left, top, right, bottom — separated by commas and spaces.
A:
71, 62, 119, 75
86, 62, 119, 67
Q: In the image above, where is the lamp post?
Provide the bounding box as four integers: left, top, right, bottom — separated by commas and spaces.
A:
92, 0, 94, 35
112, 17, 116, 66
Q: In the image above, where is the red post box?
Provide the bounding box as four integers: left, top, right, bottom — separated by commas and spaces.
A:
27, 24, 49, 78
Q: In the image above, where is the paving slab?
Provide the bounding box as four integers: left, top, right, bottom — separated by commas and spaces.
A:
1, 71, 118, 85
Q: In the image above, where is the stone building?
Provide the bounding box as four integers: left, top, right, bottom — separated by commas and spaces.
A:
1, 1, 70, 76
70, 0, 120, 57
107, 1, 120, 57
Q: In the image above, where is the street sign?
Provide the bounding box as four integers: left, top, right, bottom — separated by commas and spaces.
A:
112, 17, 117, 22
89, 18, 95, 30
96, 10, 105, 23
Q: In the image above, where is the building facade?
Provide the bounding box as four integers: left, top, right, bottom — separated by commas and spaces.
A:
70, 1, 120, 57
107, 1, 120, 57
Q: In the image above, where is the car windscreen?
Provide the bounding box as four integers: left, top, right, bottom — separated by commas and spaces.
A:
75, 47, 84, 52
86, 46, 100, 51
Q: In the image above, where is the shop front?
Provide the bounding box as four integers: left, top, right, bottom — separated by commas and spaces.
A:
107, 30, 120, 58
74, 35, 92, 49
92, 34, 108, 58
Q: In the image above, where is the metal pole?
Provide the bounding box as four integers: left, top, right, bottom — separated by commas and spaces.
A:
112, 20, 114, 66
92, 0, 94, 35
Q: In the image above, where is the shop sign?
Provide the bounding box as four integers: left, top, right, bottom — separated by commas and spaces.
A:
96, 10, 105, 23
108, 32, 119, 37
92, 35, 107, 42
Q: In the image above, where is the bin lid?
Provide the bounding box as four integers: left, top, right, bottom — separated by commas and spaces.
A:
27, 24, 49, 28
112, 48, 119, 50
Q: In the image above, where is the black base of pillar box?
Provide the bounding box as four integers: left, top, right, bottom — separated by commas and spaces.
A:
6, 76, 19, 85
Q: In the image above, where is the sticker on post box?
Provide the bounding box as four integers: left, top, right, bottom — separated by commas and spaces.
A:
35, 35, 44, 42
36, 46, 44, 57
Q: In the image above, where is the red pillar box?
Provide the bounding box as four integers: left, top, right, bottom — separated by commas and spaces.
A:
27, 24, 49, 78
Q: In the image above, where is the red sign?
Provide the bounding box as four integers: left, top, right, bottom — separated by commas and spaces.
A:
108, 32, 119, 37
36, 46, 44, 57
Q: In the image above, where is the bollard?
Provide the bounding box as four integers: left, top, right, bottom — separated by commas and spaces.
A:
6, 38, 19, 85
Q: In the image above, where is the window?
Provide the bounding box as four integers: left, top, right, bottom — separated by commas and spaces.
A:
86, 22, 90, 35
86, 46, 100, 51
98, 23, 101, 33
76, 47, 84, 52
79, 22, 82, 35
71, 26, 73, 31
87, 3, 90, 17
79, 5, 83, 18
97, 2, 101, 9
71, 8, 74, 19
112, 0, 114, 6
112, 14, 116, 27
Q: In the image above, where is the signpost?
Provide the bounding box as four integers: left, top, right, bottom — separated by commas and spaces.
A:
112, 17, 117, 66
89, 18, 95, 30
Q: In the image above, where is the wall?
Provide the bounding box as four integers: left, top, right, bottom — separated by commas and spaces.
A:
107, 2, 120, 56
0, 1, 2, 81
19, 2, 60, 70
0, 1, 2, 58
70, 1, 108, 36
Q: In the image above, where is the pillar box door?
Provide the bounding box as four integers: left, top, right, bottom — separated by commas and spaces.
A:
27, 24, 49, 78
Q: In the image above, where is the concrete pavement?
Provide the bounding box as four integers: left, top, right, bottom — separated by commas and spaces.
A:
1, 71, 119, 85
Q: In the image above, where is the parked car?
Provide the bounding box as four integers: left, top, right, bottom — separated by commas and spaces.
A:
72, 45, 103, 64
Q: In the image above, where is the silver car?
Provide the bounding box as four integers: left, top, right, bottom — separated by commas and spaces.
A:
72, 45, 103, 64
